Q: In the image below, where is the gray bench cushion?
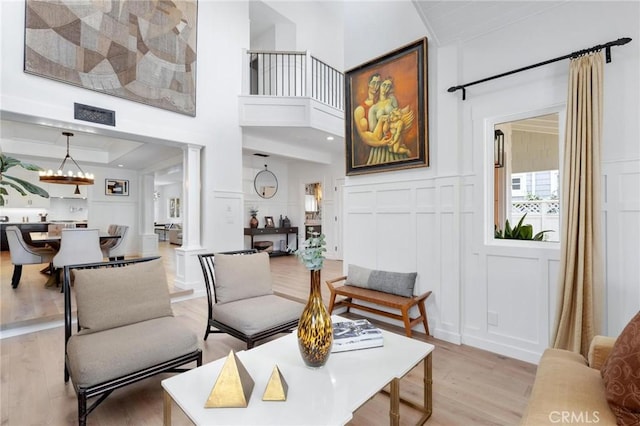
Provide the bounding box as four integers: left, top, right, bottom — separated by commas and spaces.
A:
345, 264, 417, 298
213, 294, 303, 336
213, 252, 274, 303
74, 258, 173, 334
66, 316, 199, 387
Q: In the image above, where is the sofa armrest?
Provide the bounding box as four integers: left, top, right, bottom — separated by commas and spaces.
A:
587, 335, 617, 370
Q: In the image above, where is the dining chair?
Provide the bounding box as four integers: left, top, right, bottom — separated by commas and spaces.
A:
53, 228, 104, 290
5, 226, 57, 289
100, 225, 128, 260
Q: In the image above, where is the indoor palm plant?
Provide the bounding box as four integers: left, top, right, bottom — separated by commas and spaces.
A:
0, 153, 49, 206
295, 231, 332, 367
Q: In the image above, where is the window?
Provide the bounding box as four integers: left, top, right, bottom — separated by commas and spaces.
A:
511, 174, 526, 197
493, 112, 561, 242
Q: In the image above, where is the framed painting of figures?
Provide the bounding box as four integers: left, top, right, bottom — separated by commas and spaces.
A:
345, 38, 429, 175
24, 0, 198, 116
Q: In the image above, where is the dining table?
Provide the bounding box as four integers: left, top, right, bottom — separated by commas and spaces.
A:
29, 232, 121, 287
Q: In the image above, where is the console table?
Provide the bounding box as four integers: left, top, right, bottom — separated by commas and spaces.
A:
244, 227, 298, 257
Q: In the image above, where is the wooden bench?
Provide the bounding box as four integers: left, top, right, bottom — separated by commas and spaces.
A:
326, 275, 432, 337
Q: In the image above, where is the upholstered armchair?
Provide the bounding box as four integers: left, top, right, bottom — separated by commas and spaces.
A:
198, 250, 304, 348
63, 257, 202, 426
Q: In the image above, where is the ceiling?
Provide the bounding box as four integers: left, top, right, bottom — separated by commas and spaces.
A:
0, 117, 185, 185
1, 1, 568, 181
413, 1, 568, 47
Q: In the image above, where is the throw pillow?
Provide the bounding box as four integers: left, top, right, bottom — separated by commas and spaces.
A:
345, 264, 417, 298
601, 311, 640, 425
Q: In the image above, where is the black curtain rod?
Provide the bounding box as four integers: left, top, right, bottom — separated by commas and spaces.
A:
448, 37, 632, 100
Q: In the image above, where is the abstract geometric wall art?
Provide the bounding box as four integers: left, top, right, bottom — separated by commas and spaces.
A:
24, 0, 197, 116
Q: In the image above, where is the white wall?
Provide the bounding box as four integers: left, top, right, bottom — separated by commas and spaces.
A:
156, 183, 183, 225
264, 2, 344, 69
344, 1, 640, 363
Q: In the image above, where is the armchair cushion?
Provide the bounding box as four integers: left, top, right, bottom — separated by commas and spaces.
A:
213, 252, 273, 303
212, 294, 303, 336
74, 258, 173, 334
345, 264, 417, 298
66, 316, 199, 387
601, 311, 640, 425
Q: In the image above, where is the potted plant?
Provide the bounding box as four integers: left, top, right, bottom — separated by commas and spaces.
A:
294, 231, 332, 367
495, 213, 553, 241
0, 153, 49, 206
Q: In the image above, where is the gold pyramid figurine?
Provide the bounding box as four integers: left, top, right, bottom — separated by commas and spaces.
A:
205, 350, 255, 408
262, 365, 289, 401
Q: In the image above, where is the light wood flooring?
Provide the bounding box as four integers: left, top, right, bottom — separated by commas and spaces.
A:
0, 243, 537, 425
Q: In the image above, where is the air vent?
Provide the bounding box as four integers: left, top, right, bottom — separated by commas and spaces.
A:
74, 103, 116, 126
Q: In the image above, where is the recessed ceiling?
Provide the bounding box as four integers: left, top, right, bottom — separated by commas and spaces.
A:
0, 118, 183, 175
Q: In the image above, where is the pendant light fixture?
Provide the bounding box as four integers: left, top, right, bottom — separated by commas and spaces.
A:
39, 132, 94, 194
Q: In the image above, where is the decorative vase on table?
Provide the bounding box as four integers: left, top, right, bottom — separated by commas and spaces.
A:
295, 232, 332, 368
297, 269, 333, 367
249, 215, 259, 228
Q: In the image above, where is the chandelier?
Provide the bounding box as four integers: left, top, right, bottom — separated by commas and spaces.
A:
39, 132, 94, 194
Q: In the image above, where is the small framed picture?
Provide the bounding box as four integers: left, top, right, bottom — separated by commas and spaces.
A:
105, 179, 129, 196
264, 216, 275, 228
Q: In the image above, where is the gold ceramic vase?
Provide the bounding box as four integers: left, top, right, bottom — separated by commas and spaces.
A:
297, 269, 333, 368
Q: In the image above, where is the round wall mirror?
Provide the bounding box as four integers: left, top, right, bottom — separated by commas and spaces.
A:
254, 165, 278, 199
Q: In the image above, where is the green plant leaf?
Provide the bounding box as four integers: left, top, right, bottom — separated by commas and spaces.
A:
295, 233, 327, 271
504, 219, 512, 237
0, 180, 28, 196
533, 230, 553, 241
2, 175, 49, 198
519, 224, 533, 240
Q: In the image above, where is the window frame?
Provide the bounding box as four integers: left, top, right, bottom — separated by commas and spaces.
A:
486, 105, 565, 245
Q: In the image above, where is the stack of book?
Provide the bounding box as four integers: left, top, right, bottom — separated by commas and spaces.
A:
331, 319, 384, 353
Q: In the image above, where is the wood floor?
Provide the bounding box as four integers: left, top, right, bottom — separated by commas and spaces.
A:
0, 244, 537, 425
0, 242, 189, 331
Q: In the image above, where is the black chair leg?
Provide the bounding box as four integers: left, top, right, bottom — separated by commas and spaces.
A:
11, 265, 23, 289
78, 391, 87, 426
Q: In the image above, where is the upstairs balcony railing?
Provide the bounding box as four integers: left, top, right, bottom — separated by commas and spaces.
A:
245, 50, 344, 111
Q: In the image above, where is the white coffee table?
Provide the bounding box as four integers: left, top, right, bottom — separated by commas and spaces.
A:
162, 318, 434, 425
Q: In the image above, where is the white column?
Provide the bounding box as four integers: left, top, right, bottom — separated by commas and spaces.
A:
174, 144, 206, 294
139, 173, 159, 257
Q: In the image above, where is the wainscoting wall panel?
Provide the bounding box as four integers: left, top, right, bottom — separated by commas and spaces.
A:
487, 255, 540, 343
344, 177, 461, 342
602, 159, 640, 336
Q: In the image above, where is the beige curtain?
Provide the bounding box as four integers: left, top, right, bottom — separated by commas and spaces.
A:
552, 51, 604, 357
